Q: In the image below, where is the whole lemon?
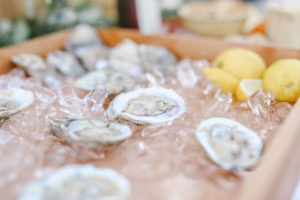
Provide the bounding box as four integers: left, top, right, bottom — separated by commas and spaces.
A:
202, 67, 239, 94
263, 59, 300, 102
213, 48, 266, 80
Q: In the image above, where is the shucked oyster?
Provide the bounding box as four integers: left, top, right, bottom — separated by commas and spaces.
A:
45, 116, 132, 145
65, 24, 108, 71
47, 50, 85, 77
109, 39, 177, 74
18, 165, 130, 200
195, 117, 264, 171
107, 87, 186, 125
11, 53, 61, 86
74, 69, 138, 94
0, 88, 34, 119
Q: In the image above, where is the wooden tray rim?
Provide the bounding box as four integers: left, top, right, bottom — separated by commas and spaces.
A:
0, 28, 299, 200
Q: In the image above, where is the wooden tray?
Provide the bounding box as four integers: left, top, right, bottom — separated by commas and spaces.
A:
0, 28, 299, 200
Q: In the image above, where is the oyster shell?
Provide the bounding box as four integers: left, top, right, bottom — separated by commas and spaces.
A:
109, 39, 141, 73
107, 87, 186, 125
195, 117, 264, 171
18, 165, 130, 200
139, 43, 177, 73
46, 50, 85, 77
95, 59, 109, 71
65, 24, 108, 71
74, 69, 138, 94
76, 46, 109, 71
109, 39, 177, 74
65, 24, 102, 54
45, 116, 132, 145
0, 88, 34, 118
0, 118, 8, 125
11, 53, 61, 86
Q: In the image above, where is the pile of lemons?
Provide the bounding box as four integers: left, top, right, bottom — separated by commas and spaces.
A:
202, 48, 300, 102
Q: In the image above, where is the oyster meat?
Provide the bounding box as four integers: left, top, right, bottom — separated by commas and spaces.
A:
195, 117, 264, 171
0, 88, 34, 119
11, 53, 61, 86
107, 87, 186, 125
74, 69, 138, 94
18, 165, 130, 200
45, 116, 132, 145
46, 50, 85, 77
109, 39, 177, 74
65, 24, 108, 71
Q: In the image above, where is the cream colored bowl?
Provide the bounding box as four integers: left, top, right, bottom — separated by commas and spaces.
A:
178, 1, 250, 37
266, 1, 300, 48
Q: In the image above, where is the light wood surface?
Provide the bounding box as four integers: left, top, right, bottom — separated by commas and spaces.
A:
0, 28, 299, 199
240, 99, 300, 200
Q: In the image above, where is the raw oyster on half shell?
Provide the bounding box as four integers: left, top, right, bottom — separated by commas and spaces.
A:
0, 88, 34, 119
195, 117, 264, 171
11, 53, 61, 86
45, 116, 132, 145
107, 87, 186, 125
18, 165, 130, 200
74, 69, 138, 94
46, 50, 85, 77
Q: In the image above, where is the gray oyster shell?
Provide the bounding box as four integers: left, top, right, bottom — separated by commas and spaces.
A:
139, 43, 177, 73
76, 46, 109, 71
0, 88, 34, 118
45, 116, 132, 145
46, 50, 85, 77
109, 39, 141, 73
109, 39, 177, 74
74, 69, 138, 94
107, 87, 186, 125
18, 165, 130, 200
195, 117, 264, 171
65, 24, 108, 71
11, 53, 61, 86
65, 24, 102, 54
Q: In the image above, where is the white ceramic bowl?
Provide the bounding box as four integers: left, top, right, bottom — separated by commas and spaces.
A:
178, 1, 250, 37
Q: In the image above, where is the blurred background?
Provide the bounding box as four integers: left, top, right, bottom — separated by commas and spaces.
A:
0, 0, 299, 49
0, 0, 289, 48
2, 0, 300, 49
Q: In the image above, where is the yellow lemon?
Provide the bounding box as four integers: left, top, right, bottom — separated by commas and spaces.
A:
263, 59, 300, 102
213, 48, 266, 80
236, 79, 263, 102
202, 67, 239, 94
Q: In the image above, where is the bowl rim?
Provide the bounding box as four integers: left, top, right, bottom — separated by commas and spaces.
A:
178, 0, 250, 23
